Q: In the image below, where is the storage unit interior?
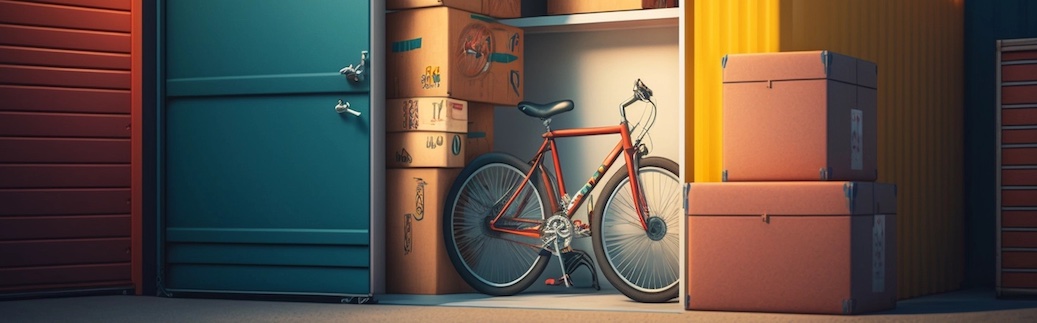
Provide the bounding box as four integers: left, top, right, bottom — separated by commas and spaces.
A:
380, 7, 685, 312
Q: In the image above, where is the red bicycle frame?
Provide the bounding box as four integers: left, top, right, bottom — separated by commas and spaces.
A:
488, 121, 650, 239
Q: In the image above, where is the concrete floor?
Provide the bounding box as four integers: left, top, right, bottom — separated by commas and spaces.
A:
3, 288, 1037, 322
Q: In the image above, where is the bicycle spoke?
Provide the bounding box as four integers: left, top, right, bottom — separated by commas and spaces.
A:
599, 165, 681, 294
448, 161, 547, 289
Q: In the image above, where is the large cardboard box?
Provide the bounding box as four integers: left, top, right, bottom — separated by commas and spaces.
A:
465, 102, 495, 163
685, 182, 897, 314
548, 0, 677, 15
387, 131, 466, 168
387, 7, 524, 106
722, 50, 878, 181
385, 168, 473, 294
386, 97, 468, 133
387, 0, 521, 18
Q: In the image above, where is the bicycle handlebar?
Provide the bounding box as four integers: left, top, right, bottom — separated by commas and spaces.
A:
619, 79, 658, 148
634, 79, 653, 102
621, 79, 654, 108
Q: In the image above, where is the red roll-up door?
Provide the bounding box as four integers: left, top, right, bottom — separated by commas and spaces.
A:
0, 0, 137, 297
998, 38, 1037, 296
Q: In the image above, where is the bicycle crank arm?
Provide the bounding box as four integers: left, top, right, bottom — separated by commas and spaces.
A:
553, 240, 572, 287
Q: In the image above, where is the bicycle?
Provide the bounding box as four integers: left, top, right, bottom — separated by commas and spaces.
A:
442, 79, 681, 303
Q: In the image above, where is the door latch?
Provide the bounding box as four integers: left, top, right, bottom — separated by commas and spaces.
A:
335, 99, 361, 116
339, 51, 368, 83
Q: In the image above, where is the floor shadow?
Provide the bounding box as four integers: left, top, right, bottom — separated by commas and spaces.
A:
873, 289, 1037, 315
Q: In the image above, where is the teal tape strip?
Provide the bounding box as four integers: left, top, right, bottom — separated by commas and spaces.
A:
489, 53, 518, 63
470, 14, 496, 23
392, 38, 422, 52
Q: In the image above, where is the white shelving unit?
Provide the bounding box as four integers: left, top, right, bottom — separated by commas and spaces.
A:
502, 8, 681, 34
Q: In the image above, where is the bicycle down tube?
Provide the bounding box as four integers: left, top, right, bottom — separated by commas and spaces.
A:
489, 123, 651, 238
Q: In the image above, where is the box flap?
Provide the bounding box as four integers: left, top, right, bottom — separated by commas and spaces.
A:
722, 50, 857, 85
687, 182, 875, 216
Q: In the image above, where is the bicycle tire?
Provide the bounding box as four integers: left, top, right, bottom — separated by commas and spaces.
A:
592, 156, 681, 303
442, 153, 552, 296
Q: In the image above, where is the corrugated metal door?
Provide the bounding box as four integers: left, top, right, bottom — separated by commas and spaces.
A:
0, 0, 136, 297
964, 0, 1037, 292
158, 0, 384, 299
997, 37, 1037, 296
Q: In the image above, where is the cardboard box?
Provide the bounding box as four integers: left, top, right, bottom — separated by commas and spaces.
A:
385, 168, 473, 294
465, 102, 495, 163
686, 182, 897, 314
722, 50, 878, 181
387, 131, 466, 168
386, 97, 468, 133
548, 0, 677, 15
387, 0, 521, 18
387, 7, 524, 106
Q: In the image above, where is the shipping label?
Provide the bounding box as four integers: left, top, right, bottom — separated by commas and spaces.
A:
451, 134, 463, 156
395, 148, 413, 164
403, 177, 427, 255
421, 66, 441, 89
851, 108, 864, 170
402, 100, 420, 130
872, 214, 886, 293
429, 100, 444, 125
450, 101, 466, 120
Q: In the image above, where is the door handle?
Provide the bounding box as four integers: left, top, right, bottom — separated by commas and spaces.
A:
339, 51, 368, 83
335, 99, 361, 116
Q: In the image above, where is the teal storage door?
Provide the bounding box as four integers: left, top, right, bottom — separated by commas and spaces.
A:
158, 0, 383, 298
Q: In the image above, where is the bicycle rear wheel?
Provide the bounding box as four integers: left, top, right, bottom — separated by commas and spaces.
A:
592, 156, 681, 303
442, 153, 552, 296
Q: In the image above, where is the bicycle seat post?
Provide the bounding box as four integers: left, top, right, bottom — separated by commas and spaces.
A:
542, 118, 552, 131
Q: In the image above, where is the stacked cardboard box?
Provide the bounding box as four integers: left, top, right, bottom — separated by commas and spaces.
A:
384, 4, 523, 295
386, 6, 524, 106
384, 97, 470, 295
685, 51, 898, 314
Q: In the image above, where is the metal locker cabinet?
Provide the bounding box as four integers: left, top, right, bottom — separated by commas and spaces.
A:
156, 1, 385, 302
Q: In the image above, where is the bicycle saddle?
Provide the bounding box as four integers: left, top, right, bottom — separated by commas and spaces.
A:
517, 100, 574, 119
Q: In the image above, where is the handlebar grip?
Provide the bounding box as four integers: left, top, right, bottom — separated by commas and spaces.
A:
635, 79, 653, 100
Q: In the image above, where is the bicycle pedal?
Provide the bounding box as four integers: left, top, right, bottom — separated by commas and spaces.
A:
544, 275, 571, 287
573, 220, 592, 238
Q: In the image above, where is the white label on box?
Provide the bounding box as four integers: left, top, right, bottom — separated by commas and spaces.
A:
449, 101, 466, 120
851, 108, 864, 170
872, 214, 886, 293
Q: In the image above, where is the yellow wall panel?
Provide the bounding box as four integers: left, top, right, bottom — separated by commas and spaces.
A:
689, 0, 964, 299
690, 0, 781, 183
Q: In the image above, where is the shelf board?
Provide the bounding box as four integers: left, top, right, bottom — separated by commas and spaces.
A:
501, 7, 680, 34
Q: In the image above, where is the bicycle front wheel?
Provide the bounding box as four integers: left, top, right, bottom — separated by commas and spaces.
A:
442, 153, 551, 296
592, 156, 681, 303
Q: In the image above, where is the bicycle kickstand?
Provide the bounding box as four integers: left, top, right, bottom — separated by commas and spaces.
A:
544, 248, 600, 290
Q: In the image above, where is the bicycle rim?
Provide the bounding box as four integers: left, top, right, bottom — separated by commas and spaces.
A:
600, 166, 681, 294
449, 163, 547, 289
